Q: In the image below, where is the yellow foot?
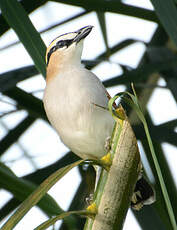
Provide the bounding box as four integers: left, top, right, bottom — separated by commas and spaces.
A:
86, 202, 97, 219
131, 202, 144, 211
100, 152, 112, 171
131, 191, 143, 211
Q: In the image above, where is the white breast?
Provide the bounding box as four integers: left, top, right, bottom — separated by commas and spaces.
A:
43, 66, 115, 159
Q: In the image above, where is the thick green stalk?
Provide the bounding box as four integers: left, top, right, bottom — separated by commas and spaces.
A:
84, 107, 141, 230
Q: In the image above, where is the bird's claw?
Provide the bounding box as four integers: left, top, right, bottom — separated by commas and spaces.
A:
85, 193, 94, 205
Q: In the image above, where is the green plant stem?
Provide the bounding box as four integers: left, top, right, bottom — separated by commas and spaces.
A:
84, 107, 141, 230
143, 122, 177, 230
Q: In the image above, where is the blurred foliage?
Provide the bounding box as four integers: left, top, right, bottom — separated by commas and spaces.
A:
0, 0, 177, 229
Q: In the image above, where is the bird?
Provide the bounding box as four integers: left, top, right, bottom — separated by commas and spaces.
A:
43, 25, 155, 210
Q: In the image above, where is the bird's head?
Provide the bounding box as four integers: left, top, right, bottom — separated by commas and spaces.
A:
46, 25, 93, 67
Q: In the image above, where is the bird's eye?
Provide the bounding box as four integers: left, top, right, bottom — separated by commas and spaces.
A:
56, 39, 73, 48
56, 40, 66, 48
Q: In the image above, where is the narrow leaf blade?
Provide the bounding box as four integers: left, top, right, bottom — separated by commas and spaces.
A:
1, 160, 84, 230
150, 0, 177, 48
0, 0, 46, 77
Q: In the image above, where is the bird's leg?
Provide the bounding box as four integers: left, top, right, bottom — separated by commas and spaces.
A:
85, 137, 113, 212
100, 152, 112, 171
85, 165, 101, 216
86, 193, 94, 205
104, 136, 111, 152
85, 165, 101, 207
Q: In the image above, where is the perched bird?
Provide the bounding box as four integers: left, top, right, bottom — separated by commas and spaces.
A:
43, 25, 155, 209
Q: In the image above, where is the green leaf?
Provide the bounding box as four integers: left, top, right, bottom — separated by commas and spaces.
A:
85, 39, 141, 70
112, 86, 177, 230
35, 210, 89, 230
1, 160, 84, 230
4, 87, 47, 120
0, 116, 35, 157
150, 0, 177, 48
139, 138, 177, 229
0, 164, 62, 217
103, 55, 177, 87
96, 12, 109, 55
0, 0, 48, 36
133, 205, 167, 230
0, 11, 89, 52
0, 153, 80, 222
56, 0, 158, 22
0, 0, 46, 77
0, 65, 38, 93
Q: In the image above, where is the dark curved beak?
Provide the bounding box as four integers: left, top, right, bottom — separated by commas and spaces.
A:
73, 25, 93, 43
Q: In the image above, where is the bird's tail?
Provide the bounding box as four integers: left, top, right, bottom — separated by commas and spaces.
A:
131, 175, 156, 210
